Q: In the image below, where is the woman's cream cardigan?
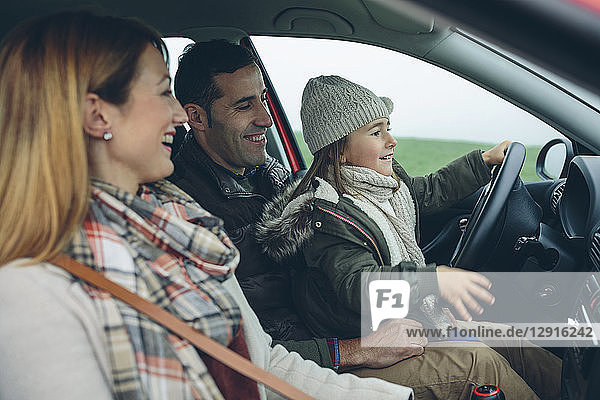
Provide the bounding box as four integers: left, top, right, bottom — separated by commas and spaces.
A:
0, 259, 413, 400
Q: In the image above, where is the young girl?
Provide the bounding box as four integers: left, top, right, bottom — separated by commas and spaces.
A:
255, 76, 566, 400
256, 75, 510, 339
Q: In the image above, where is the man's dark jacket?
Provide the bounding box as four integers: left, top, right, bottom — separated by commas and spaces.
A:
168, 134, 329, 350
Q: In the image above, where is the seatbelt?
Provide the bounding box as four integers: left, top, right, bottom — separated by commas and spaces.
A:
49, 253, 314, 400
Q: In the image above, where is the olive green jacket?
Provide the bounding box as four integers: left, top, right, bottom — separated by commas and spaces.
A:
256, 150, 492, 339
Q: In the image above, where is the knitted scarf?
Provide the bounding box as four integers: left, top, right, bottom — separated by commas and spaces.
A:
334, 167, 452, 330
338, 165, 426, 268
65, 178, 243, 399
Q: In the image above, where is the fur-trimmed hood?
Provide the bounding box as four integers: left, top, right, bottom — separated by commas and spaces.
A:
254, 178, 340, 263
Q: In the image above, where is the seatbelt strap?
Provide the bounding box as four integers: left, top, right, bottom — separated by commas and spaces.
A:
49, 253, 314, 400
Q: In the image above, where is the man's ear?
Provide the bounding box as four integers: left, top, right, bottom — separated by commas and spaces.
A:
185, 103, 209, 133
83, 93, 111, 139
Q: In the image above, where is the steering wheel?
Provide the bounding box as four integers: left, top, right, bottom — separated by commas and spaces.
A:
450, 142, 526, 270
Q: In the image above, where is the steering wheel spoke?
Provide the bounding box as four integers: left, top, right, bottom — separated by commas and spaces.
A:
450, 142, 527, 270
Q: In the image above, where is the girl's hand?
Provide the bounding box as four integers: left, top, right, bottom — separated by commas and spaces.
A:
436, 265, 495, 321
482, 140, 511, 166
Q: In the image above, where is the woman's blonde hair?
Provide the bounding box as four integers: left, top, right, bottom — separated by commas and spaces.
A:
0, 12, 167, 265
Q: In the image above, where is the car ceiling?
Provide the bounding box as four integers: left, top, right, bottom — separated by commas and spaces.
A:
1, 0, 450, 56
3, 0, 599, 92
3, 0, 600, 152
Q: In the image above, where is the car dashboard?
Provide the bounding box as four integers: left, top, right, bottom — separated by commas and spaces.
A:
558, 156, 600, 270
548, 156, 600, 399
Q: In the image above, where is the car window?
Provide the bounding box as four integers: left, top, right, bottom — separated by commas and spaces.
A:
164, 37, 194, 90
252, 36, 567, 181
165, 36, 194, 127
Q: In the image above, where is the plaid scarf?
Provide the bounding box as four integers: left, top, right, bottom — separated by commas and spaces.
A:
65, 178, 242, 399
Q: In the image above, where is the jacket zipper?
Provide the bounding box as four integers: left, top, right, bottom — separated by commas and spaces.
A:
316, 206, 385, 265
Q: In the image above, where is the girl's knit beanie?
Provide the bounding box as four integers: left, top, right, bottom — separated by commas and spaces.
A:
300, 75, 393, 155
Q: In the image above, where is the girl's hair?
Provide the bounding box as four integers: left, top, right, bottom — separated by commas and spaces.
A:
291, 138, 349, 199
291, 135, 402, 200
0, 11, 167, 265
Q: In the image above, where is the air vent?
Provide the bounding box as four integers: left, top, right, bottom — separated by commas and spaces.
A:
551, 182, 566, 214
591, 232, 600, 270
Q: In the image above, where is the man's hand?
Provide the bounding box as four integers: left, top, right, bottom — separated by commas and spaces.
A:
436, 265, 495, 321
482, 140, 511, 166
338, 319, 427, 371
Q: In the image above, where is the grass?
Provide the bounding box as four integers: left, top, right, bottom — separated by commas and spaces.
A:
294, 132, 542, 182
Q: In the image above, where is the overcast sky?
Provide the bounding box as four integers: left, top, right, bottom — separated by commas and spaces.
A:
166, 36, 562, 146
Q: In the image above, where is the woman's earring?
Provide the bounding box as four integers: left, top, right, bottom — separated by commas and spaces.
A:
103, 132, 113, 141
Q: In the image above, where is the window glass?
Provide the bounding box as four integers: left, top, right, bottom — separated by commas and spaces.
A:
252, 36, 565, 181
164, 37, 194, 133
164, 37, 194, 90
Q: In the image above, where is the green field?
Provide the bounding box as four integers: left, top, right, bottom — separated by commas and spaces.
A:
294, 132, 542, 182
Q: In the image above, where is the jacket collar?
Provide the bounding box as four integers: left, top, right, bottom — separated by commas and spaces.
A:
176, 132, 278, 199
255, 178, 389, 264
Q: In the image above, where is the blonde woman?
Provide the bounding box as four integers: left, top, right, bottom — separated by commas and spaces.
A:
0, 13, 414, 399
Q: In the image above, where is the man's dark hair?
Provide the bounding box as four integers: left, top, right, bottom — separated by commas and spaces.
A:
174, 39, 256, 126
